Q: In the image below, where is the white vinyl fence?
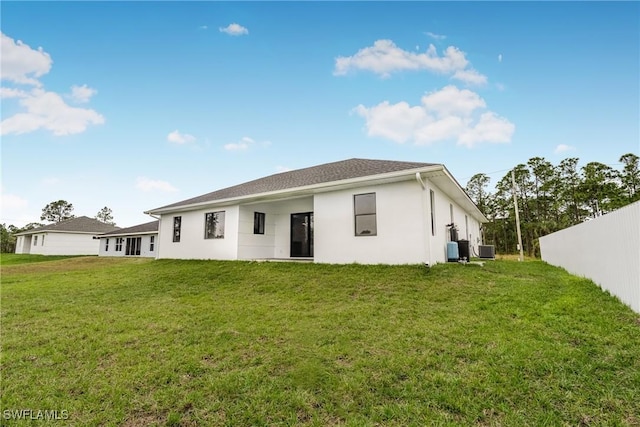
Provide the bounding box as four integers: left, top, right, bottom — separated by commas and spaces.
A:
539, 201, 640, 313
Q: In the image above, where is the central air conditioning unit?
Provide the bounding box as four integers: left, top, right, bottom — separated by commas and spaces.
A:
478, 245, 495, 259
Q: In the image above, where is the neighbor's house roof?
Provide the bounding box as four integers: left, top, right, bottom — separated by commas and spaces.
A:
15, 216, 120, 236
97, 221, 158, 238
146, 158, 488, 223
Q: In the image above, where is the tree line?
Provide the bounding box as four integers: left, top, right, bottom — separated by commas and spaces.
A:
465, 153, 639, 257
0, 201, 115, 253
2, 154, 638, 256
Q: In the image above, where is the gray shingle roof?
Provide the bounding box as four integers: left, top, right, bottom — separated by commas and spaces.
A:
100, 221, 158, 237
15, 216, 120, 235
152, 158, 438, 211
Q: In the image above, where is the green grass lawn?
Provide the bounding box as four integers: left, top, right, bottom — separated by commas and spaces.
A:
1, 257, 639, 426
0, 253, 84, 266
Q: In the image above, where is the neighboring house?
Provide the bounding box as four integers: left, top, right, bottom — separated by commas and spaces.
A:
145, 158, 487, 265
98, 221, 159, 258
14, 216, 119, 256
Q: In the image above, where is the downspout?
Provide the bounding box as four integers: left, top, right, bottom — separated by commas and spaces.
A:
416, 172, 431, 266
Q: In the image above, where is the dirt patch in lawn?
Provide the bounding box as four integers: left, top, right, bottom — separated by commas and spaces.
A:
1, 256, 151, 276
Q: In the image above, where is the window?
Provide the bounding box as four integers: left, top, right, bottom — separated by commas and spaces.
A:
41, 235, 45, 246
150, 235, 155, 251
254, 212, 265, 235
173, 216, 182, 242
450, 203, 454, 223
34, 235, 38, 246
204, 211, 225, 239
430, 190, 436, 236
354, 193, 377, 236
105, 238, 109, 252
115, 237, 123, 251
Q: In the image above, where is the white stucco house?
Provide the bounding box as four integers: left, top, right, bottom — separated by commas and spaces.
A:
97, 220, 159, 258
145, 158, 487, 265
14, 216, 120, 256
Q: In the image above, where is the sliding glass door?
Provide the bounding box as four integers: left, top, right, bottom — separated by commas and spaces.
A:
125, 237, 142, 256
290, 212, 313, 257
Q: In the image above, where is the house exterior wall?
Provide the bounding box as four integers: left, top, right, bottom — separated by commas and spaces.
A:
98, 234, 158, 257
429, 182, 483, 263
237, 197, 313, 260
314, 181, 428, 264
272, 197, 314, 259
428, 183, 449, 265
237, 203, 276, 259
157, 206, 240, 260
540, 201, 640, 314
154, 180, 483, 265
26, 232, 100, 255
28, 233, 46, 255
15, 235, 32, 254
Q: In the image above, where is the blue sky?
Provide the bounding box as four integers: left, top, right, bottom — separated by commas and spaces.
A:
2, 2, 638, 228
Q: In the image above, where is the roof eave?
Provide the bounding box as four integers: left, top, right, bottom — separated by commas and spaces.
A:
14, 230, 115, 236
428, 166, 488, 223
145, 164, 446, 215
98, 231, 158, 238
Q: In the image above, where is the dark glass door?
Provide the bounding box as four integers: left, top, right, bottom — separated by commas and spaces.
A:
290, 212, 313, 257
125, 237, 142, 256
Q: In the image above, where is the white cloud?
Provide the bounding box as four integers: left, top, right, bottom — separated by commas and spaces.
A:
354, 101, 426, 144
498, 54, 503, 63
335, 41, 464, 77
69, 84, 97, 103
219, 23, 249, 36
334, 40, 487, 85
1, 88, 105, 136
0, 33, 52, 86
275, 166, 292, 173
198, 25, 208, 30
167, 130, 196, 145
421, 85, 486, 117
135, 177, 178, 193
555, 144, 576, 153
0, 87, 27, 98
0, 188, 30, 227
1, 32, 104, 137
354, 85, 515, 148
224, 136, 270, 151
41, 177, 61, 186
458, 112, 515, 147
224, 136, 254, 151
425, 32, 446, 41
413, 115, 465, 145
452, 68, 488, 85
1, 191, 28, 210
